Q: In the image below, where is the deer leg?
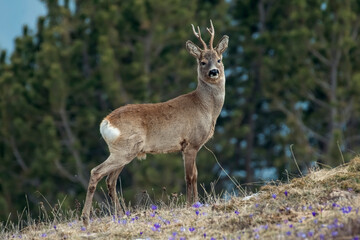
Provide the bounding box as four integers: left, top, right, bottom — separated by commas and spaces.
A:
106, 167, 124, 217
81, 154, 126, 226
183, 147, 198, 204
192, 163, 199, 202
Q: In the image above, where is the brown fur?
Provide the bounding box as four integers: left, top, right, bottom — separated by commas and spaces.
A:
81, 20, 229, 226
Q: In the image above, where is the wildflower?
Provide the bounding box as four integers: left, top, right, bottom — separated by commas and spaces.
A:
140, 232, 143, 235
319, 234, 325, 240
308, 205, 313, 210
332, 231, 338, 237
180, 238, 186, 240
172, 232, 177, 236
125, 210, 131, 216
297, 232, 306, 238
272, 194, 276, 199
348, 188, 353, 192
314, 219, 318, 224
235, 210, 240, 215
289, 224, 293, 228
211, 238, 216, 240
151, 204, 158, 210
193, 202, 203, 208
196, 210, 200, 216
255, 233, 260, 239
203, 233, 207, 238
81, 226, 86, 231
286, 231, 291, 236
340, 206, 352, 214
189, 227, 195, 232
54, 225, 57, 230
180, 227, 186, 232
284, 190, 288, 197
308, 231, 314, 237
332, 203, 340, 208
255, 203, 260, 208
150, 212, 156, 217
353, 237, 359, 240
312, 211, 317, 217
41, 233, 47, 237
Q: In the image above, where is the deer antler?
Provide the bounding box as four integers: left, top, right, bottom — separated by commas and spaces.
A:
207, 20, 215, 50
191, 24, 207, 50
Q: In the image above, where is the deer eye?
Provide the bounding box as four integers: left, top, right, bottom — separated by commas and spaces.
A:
217, 59, 221, 63
201, 61, 206, 66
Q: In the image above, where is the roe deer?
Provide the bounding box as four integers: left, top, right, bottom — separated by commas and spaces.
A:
81, 20, 228, 225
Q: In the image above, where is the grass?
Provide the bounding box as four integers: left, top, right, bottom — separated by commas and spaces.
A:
1, 157, 360, 239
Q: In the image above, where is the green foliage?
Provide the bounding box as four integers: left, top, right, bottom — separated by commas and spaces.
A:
1, 0, 360, 223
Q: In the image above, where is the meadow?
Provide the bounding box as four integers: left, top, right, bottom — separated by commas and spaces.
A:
1, 158, 360, 240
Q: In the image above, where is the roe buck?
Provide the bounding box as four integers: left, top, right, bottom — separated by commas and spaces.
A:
81, 20, 229, 225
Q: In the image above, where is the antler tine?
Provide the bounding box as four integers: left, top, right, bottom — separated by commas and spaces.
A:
207, 20, 215, 50
191, 24, 207, 50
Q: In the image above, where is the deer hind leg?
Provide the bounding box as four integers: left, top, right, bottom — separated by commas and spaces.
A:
81, 154, 127, 226
183, 147, 199, 204
106, 167, 124, 217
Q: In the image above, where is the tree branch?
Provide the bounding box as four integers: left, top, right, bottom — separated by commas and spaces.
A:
307, 91, 330, 109
275, 101, 327, 144
308, 46, 331, 66
9, 136, 28, 171
54, 158, 77, 182
58, 108, 88, 190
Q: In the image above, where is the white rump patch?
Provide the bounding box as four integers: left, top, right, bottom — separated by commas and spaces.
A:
100, 119, 120, 142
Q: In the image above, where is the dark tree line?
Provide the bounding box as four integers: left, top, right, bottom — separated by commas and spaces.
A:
1, 0, 360, 221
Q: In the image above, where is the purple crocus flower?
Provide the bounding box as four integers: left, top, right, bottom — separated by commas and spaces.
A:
340, 206, 352, 214
193, 202, 203, 208
151, 204, 158, 210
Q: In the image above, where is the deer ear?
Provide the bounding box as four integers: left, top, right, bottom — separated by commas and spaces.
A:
186, 40, 202, 58
215, 35, 229, 55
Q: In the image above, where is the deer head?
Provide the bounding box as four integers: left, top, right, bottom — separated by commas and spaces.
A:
186, 20, 229, 84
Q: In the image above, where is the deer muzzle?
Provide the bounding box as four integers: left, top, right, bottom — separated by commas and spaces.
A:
208, 69, 219, 78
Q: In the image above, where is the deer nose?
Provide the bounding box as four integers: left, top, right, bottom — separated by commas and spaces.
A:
209, 69, 219, 77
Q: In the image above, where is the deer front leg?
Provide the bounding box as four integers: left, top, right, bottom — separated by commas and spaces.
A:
183, 147, 199, 204
106, 167, 124, 217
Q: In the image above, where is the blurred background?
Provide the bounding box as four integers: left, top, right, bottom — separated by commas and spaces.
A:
1, 0, 360, 222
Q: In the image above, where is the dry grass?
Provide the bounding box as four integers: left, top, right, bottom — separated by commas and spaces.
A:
1, 157, 360, 239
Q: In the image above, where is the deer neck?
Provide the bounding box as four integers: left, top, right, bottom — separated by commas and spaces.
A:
195, 75, 225, 119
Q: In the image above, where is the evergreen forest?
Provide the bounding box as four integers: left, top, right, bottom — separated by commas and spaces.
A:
1, 0, 360, 222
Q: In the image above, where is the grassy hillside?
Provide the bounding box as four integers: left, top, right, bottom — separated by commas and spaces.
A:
1, 158, 360, 239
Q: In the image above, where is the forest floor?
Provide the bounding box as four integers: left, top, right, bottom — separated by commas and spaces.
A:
1, 158, 360, 240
